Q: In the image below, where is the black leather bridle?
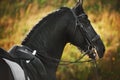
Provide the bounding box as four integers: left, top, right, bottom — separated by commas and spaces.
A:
71, 8, 100, 60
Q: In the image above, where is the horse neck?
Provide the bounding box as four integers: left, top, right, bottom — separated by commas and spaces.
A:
22, 22, 67, 80
29, 21, 67, 54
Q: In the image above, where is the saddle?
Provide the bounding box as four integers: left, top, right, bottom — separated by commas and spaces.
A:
0, 45, 47, 80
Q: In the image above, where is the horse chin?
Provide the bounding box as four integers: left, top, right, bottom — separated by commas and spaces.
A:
95, 39, 105, 58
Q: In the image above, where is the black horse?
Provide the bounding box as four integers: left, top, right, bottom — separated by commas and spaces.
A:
0, 0, 105, 80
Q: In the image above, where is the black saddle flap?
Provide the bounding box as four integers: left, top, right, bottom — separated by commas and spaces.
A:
9, 45, 34, 60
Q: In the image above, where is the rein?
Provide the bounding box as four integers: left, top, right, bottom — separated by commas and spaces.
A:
35, 46, 99, 80
36, 48, 92, 65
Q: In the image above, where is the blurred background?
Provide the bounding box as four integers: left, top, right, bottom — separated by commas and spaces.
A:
0, 0, 120, 80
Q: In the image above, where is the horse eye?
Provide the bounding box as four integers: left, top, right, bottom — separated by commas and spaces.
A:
78, 15, 88, 19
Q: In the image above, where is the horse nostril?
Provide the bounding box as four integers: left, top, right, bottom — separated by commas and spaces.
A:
88, 46, 92, 50
97, 46, 105, 58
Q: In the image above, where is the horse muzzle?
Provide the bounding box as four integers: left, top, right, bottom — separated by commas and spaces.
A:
94, 38, 105, 58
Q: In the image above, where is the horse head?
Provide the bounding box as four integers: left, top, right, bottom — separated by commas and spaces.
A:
68, 0, 105, 59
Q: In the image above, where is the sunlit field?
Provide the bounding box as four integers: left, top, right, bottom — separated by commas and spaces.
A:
0, 0, 120, 80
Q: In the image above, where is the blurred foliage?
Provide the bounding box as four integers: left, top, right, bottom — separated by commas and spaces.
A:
0, 0, 120, 80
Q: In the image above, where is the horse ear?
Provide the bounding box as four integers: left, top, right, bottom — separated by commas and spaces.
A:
78, 0, 83, 6
73, 0, 84, 15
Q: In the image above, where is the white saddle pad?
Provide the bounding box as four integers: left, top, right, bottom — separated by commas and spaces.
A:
3, 58, 27, 80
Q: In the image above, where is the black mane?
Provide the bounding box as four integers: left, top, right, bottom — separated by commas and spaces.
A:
22, 7, 72, 50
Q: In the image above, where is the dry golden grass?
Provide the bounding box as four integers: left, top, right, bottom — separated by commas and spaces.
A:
0, 1, 120, 80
